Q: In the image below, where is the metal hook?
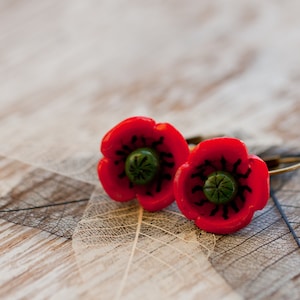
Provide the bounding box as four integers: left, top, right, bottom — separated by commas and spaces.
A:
263, 156, 300, 176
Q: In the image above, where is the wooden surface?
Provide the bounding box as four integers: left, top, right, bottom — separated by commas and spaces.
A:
0, 1, 300, 299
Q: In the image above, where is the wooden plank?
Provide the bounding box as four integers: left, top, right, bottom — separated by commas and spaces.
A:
0, 221, 83, 299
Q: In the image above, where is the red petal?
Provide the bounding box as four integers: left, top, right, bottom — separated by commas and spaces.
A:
101, 116, 156, 159
137, 181, 174, 212
155, 122, 190, 170
98, 158, 135, 202
189, 137, 250, 173
195, 210, 255, 234
174, 162, 202, 220
245, 154, 270, 210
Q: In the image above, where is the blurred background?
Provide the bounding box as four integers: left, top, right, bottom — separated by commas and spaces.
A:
1, 0, 300, 163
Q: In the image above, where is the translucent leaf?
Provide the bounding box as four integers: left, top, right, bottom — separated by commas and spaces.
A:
72, 189, 240, 300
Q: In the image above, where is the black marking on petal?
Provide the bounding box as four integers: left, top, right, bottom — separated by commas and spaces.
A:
131, 135, 138, 145
205, 160, 216, 168
222, 205, 229, 219
160, 152, 173, 158
221, 156, 227, 171
141, 136, 147, 146
232, 159, 242, 173
238, 185, 252, 202
163, 173, 172, 181
192, 185, 203, 193
122, 144, 132, 152
210, 205, 219, 216
236, 168, 252, 179
116, 150, 127, 156
230, 200, 239, 213
162, 161, 175, 168
152, 136, 164, 148
195, 199, 209, 206
196, 164, 206, 170
240, 185, 252, 193
118, 171, 126, 179
191, 171, 207, 181
155, 173, 172, 193
195, 160, 218, 173
239, 193, 246, 202
156, 181, 162, 193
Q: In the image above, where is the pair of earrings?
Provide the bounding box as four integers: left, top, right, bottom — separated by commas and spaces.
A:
98, 116, 300, 234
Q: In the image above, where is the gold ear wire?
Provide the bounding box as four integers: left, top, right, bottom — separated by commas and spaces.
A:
263, 156, 300, 176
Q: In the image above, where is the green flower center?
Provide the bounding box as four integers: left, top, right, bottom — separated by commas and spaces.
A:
203, 171, 238, 205
125, 148, 160, 185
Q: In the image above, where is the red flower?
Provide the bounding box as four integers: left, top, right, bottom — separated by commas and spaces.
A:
98, 116, 190, 211
174, 137, 270, 234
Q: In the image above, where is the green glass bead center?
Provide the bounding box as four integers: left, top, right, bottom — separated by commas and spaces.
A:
203, 171, 238, 205
125, 148, 160, 185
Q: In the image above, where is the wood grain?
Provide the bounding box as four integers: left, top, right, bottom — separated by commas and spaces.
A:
0, 220, 83, 299
0, 156, 94, 239
0, 0, 300, 299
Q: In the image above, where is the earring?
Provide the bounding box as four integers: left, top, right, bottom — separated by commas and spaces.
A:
98, 116, 300, 233
174, 137, 300, 234
98, 116, 189, 211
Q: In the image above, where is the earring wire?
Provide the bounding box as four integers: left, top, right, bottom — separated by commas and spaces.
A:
264, 156, 300, 176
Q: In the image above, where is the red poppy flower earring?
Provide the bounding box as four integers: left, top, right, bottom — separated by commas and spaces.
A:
98, 116, 300, 234
174, 137, 300, 234
98, 116, 189, 211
